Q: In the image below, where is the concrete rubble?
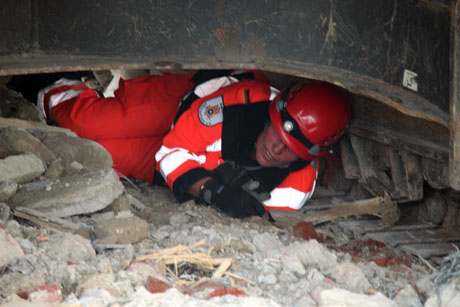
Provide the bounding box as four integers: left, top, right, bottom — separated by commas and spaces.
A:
1, 85, 460, 306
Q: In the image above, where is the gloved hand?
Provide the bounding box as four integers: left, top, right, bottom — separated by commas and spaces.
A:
212, 162, 271, 203
200, 178, 266, 218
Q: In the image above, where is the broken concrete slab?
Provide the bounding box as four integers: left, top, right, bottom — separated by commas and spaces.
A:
94, 212, 149, 244
0, 227, 24, 267
0, 154, 45, 183
0, 181, 18, 201
37, 131, 113, 173
10, 169, 124, 217
0, 127, 56, 164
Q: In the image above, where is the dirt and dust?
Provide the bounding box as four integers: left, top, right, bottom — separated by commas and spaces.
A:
1, 83, 460, 307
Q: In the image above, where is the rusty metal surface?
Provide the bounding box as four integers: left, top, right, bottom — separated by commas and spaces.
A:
0, 1, 452, 125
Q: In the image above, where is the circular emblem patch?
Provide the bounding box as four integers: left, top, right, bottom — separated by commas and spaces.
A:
198, 96, 224, 126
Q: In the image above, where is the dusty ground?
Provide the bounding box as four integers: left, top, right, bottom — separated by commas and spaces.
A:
1, 84, 460, 307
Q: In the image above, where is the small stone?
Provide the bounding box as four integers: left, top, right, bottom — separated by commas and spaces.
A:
26, 283, 63, 303
424, 277, 460, 307
292, 221, 322, 241
208, 287, 246, 298
329, 262, 372, 293
0, 227, 24, 267
314, 287, 397, 307
94, 215, 149, 244
0, 181, 18, 201
44, 158, 64, 178
394, 285, 422, 307
258, 273, 277, 285
169, 212, 190, 225
0, 154, 45, 183
78, 273, 120, 297
282, 255, 306, 276
146, 276, 170, 294
41, 233, 95, 263
253, 233, 284, 258
283, 240, 338, 271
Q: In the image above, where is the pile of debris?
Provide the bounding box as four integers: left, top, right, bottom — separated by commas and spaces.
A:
1, 84, 460, 306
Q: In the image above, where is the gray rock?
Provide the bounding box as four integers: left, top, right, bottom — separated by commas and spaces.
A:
0, 202, 10, 223
11, 169, 124, 217
283, 240, 338, 272
94, 214, 149, 244
39, 131, 113, 173
329, 262, 372, 294
394, 285, 422, 307
0, 127, 56, 164
252, 233, 284, 258
41, 233, 96, 263
0, 181, 17, 201
169, 212, 191, 225
0, 153, 45, 183
282, 255, 306, 276
0, 86, 44, 122
0, 228, 24, 267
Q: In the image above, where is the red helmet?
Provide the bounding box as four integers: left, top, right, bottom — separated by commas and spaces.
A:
269, 81, 351, 160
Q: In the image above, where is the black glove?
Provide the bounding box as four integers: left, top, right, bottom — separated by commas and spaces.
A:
200, 178, 266, 218
212, 162, 271, 202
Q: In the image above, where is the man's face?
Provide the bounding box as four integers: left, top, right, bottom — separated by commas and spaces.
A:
254, 124, 299, 167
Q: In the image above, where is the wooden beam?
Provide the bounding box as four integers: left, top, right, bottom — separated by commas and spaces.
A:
450, 0, 460, 190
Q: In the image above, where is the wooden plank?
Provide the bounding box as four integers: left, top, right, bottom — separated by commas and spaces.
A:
350, 122, 448, 162
364, 229, 460, 248
450, 0, 460, 190
400, 151, 424, 201
350, 135, 392, 196
388, 149, 409, 200
401, 243, 460, 258
340, 137, 360, 179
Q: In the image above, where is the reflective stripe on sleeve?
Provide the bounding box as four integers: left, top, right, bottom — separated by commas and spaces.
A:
48, 90, 83, 108
263, 178, 317, 210
205, 139, 222, 152
155, 146, 206, 178
194, 76, 238, 98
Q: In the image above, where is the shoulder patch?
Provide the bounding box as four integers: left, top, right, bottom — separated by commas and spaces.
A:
198, 96, 224, 126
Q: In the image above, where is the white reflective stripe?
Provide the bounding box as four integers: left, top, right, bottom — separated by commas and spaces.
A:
206, 139, 221, 152
263, 178, 317, 210
37, 78, 83, 118
155, 146, 206, 178
269, 86, 280, 100
48, 90, 82, 109
194, 76, 238, 98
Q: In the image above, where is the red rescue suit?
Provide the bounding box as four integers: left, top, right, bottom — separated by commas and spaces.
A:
44, 74, 194, 182
156, 75, 318, 211
44, 72, 318, 211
